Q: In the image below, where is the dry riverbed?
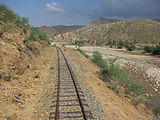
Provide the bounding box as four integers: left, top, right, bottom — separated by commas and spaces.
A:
66, 45, 160, 98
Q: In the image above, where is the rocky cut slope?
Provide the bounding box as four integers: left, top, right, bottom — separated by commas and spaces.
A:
54, 19, 160, 45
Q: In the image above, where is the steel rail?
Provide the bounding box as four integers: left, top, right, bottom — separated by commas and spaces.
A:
59, 48, 88, 120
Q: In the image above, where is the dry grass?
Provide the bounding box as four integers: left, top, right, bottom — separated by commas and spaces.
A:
54, 19, 160, 45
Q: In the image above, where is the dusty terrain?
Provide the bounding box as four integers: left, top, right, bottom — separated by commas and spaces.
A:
0, 19, 158, 120
0, 37, 156, 120
0, 23, 57, 119
0, 45, 57, 119
63, 48, 153, 120
66, 46, 160, 97
83, 47, 160, 95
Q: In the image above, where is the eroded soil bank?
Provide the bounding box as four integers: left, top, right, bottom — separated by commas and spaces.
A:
0, 44, 57, 119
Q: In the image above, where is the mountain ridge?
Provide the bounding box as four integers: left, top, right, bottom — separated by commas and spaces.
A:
39, 25, 83, 35
88, 18, 121, 26
53, 19, 160, 45
38, 18, 121, 35
153, 18, 160, 22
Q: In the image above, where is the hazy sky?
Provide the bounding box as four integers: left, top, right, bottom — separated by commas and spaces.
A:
0, 0, 160, 26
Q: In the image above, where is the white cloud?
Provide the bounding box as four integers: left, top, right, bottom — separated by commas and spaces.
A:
46, 2, 64, 13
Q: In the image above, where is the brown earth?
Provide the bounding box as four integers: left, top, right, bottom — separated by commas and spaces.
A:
0, 45, 56, 119
64, 48, 153, 120
0, 23, 57, 119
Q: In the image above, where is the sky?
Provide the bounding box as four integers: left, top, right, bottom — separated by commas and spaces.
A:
0, 0, 160, 27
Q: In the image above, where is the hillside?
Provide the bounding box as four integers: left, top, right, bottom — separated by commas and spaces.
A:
54, 19, 160, 45
88, 18, 121, 26
39, 25, 83, 35
0, 4, 158, 120
153, 18, 160, 22
0, 5, 56, 119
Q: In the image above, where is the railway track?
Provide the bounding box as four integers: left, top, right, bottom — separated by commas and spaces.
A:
49, 48, 93, 120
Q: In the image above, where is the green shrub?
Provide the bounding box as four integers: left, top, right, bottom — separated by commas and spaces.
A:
144, 46, 155, 53
92, 51, 143, 98
126, 81, 144, 97
117, 44, 123, 49
125, 43, 136, 51
39, 31, 48, 41
62, 44, 66, 47
34, 74, 40, 78
107, 40, 117, 46
117, 41, 125, 49
49, 67, 54, 70
137, 46, 145, 50
143, 45, 160, 55
152, 45, 160, 55
25, 28, 49, 42
145, 95, 160, 115
102, 64, 129, 85
101, 59, 143, 97
74, 40, 85, 47
0, 4, 29, 27
77, 48, 89, 58
107, 40, 137, 51
92, 52, 159, 116
92, 51, 107, 68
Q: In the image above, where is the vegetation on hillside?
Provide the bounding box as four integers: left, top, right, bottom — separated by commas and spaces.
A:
54, 19, 160, 46
0, 4, 49, 43
0, 4, 29, 27
107, 39, 160, 55
92, 51, 144, 97
144, 44, 160, 55
107, 40, 136, 51
92, 51, 160, 116
24, 28, 49, 43
74, 40, 85, 47
39, 25, 83, 35
77, 48, 89, 58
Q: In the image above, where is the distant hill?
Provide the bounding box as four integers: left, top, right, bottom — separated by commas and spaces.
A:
54, 19, 160, 45
153, 18, 160, 22
88, 18, 121, 26
39, 25, 83, 35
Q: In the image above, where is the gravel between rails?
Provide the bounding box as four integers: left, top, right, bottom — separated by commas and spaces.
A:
49, 48, 95, 120
63, 49, 106, 120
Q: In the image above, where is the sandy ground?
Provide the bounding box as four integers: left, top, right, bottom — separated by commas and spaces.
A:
64, 48, 153, 120
0, 47, 56, 120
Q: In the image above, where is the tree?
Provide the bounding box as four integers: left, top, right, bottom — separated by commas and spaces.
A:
0, 4, 29, 27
